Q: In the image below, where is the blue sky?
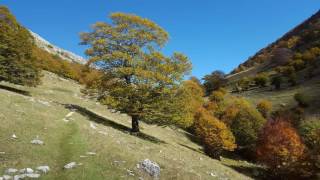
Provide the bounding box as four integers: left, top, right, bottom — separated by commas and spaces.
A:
1, 1, 319, 78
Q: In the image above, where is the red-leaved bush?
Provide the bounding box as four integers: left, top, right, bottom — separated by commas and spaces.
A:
256, 117, 306, 177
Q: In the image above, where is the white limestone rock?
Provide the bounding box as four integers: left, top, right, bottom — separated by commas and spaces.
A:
139, 159, 160, 178
64, 162, 77, 169
36, 166, 50, 174
30, 139, 44, 145
5, 168, 18, 174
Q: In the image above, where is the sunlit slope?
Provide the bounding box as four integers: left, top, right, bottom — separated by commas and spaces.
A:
0, 71, 252, 180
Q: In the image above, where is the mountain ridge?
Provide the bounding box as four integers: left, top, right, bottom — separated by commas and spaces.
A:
29, 30, 87, 64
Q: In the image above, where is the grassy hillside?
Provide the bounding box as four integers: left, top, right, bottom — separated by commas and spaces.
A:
0, 71, 255, 180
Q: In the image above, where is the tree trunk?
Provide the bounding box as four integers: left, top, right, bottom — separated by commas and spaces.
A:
131, 115, 140, 133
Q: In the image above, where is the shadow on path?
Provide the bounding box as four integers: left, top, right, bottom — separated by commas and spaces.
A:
64, 104, 166, 144
0, 84, 31, 96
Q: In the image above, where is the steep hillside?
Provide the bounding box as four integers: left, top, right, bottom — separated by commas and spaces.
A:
30, 30, 86, 64
231, 10, 320, 75
0, 71, 256, 180
223, 10, 320, 112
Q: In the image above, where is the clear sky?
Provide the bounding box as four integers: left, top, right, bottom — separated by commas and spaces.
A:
1, 1, 319, 78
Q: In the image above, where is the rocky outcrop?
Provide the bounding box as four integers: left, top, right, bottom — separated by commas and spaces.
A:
29, 30, 86, 64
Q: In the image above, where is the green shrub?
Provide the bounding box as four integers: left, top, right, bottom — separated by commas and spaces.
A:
254, 73, 269, 87
291, 59, 305, 71
271, 76, 283, 90
222, 98, 267, 147
294, 93, 310, 107
299, 116, 320, 149
209, 90, 225, 103
237, 77, 251, 90
194, 107, 236, 158
288, 73, 298, 86
256, 100, 272, 118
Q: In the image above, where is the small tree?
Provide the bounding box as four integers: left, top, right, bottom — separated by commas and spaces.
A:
222, 98, 266, 147
256, 118, 306, 176
271, 76, 283, 90
174, 80, 204, 128
254, 73, 269, 87
209, 90, 226, 103
81, 13, 191, 132
299, 116, 320, 149
294, 93, 310, 107
256, 100, 272, 118
194, 107, 236, 158
237, 77, 251, 91
202, 70, 227, 95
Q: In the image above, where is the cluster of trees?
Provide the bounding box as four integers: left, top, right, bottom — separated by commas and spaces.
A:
0, 6, 40, 86
0, 6, 101, 87
255, 93, 320, 179
2, 6, 319, 179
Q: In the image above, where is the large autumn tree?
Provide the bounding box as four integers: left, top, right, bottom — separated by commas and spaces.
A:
81, 13, 191, 132
0, 6, 40, 86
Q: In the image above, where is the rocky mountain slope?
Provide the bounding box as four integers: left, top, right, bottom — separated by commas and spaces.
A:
231, 10, 320, 75
29, 30, 86, 64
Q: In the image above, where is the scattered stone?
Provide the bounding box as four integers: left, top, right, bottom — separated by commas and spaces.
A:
126, 169, 134, 176
26, 173, 40, 179
136, 164, 140, 169
36, 166, 50, 174
209, 172, 217, 177
2, 175, 12, 180
90, 122, 97, 129
65, 112, 74, 118
139, 159, 160, 178
30, 139, 44, 145
80, 155, 87, 158
37, 100, 50, 106
98, 131, 107, 135
138, 177, 144, 180
11, 134, 17, 139
5, 168, 18, 174
13, 174, 26, 180
199, 157, 203, 161
0, 152, 5, 154
19, 168, 34, 174
86, 152, 96, 156
64, 162, 77, 169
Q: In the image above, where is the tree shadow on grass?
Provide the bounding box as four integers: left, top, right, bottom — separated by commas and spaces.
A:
224, 164, 268, 180
64, 104, 166, 144
178, 143, 203, 154
0, 84, 31, 96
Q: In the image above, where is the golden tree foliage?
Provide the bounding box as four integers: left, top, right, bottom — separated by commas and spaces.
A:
173, 80, 204, 128
81, 13, 191, 132
194, 107, 236, 158
256, 99, 272, 118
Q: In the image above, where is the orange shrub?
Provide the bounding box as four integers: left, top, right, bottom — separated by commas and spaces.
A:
256, 118, 306, 175
194, 107, 236, 158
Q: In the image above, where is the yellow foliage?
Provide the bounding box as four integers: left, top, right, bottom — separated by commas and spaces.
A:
194, 107, 236, 158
